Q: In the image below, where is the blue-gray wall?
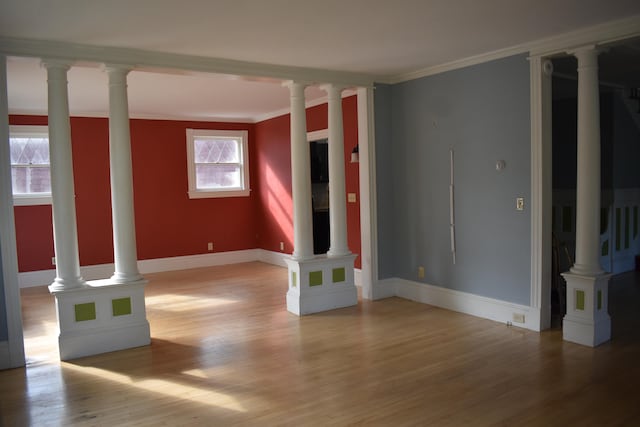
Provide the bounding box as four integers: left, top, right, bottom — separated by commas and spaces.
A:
0, 237, 8, 342
613, 92, 640, 189
375, 54, 532, 305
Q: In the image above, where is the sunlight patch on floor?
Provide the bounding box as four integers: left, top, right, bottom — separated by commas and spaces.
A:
145, 294, 238, 312
63, 363, 247, 413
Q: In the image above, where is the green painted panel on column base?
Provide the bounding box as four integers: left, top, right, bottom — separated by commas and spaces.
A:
576, 290, 585, 311
75, 302, 96, 322
597, 290, 602, 311
332, 267, 345, 283
309, 271, 323, 287
112, 297, 132, 316
292, 271, 297, 288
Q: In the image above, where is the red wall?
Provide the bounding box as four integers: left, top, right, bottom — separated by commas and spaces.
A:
255, 95, 361, 267
10, 115, 258, 271
11, 94, 361, 272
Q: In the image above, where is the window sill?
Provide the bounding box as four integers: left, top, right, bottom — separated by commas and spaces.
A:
188, 189, 251, 199
13, 195, 52, 206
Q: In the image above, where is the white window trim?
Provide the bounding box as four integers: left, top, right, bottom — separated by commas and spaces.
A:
186, 128, 250, 199
10, 125, 52, 206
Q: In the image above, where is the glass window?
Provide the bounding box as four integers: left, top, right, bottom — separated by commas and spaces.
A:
186, 129, 250, 198
9, 126, 52, 206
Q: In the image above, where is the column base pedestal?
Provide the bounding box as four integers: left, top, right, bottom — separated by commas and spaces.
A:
50, 278, 150, 360
561, 271, 611, 347
285, 254, 358, 315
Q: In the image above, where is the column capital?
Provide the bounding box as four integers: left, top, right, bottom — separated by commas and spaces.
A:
102, 63, 132, 75
319, 83, 348, 96
567, 45, 601, 68
40, 59, 73, 71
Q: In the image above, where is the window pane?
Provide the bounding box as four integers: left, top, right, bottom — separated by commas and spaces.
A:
194, 138, 239, 164
11, 167, 27, 194
196, 164, 241, 189
10, 137, 49, 165
29, 167, 51, 193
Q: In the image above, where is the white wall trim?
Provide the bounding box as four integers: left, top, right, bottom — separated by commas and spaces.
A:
0, 38, 378, 89
19, 249, 290, 288
254, 89, 358, 124
394, 278, 542, 332
389, 14, 640, 84
0, 54, 26, 368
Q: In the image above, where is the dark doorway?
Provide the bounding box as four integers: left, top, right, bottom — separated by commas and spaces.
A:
310, 139, 329, 254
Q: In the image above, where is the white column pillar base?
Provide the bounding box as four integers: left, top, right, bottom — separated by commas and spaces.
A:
50, 279, 150, 360
285, 254, 358, 315
561, 271, 611, 347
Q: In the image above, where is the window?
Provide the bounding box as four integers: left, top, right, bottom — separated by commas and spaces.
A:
186, 129, 250, 198
9, 125, 52, 206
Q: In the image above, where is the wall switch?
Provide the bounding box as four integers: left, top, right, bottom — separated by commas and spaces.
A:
207, 242, 213, 251
418, 266, 425, 279
280, 241, 284, 251
516, 197, 524, 211
52, 257, 56, 266
348, 193, 357, 203
512, 313, 525, 324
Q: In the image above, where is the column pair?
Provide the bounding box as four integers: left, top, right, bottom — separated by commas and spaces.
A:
286, 81, 350, 259
45, 61, 142, 292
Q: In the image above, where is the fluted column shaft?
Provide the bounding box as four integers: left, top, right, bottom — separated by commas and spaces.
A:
324, 84, 350, 257
44, 60, 85, 291
286, 81, 314, 259
571, 47, 603, 276
105, 65, 143, 283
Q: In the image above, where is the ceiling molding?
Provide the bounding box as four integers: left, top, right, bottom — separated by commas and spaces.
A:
389, 14, 640, 84
0, 37, 380, 88
253, 89, 357, 123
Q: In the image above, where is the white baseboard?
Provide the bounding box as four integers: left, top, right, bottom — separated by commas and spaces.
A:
258, 249, 289, 267
394, 278, 541, 331
19, 249, 290, 288
374, 278, 398, 300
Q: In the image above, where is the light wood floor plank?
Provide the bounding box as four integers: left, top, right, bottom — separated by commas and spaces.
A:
1, 262, 639, 426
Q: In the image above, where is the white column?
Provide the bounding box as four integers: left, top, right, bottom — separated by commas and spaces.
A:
285, 81, 314, 259
105, 65, 143, 284
562, 46, 611, 347
44, 60, 86, 292
323, 84, 350, 257
1, 54, 26, 367
571, 46, 603, 276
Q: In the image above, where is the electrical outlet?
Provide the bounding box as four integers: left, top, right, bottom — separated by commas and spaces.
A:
51, 256, 56, 266
512, 313, 525, 324
348, 193, 357, 203
280, 241, 284, 251
418, 266, 425, 279
207, 242, 213, 251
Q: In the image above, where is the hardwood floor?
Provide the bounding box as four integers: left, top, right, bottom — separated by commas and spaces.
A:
2, 262, 640, 426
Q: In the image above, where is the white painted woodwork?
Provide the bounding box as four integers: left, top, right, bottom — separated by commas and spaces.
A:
53, 281, 150, 360
285, 254, 358, 315
0, 54, 26, 369
286, 81, 314, 260
570, 46, 604, 276
43, 60, 86, 291
323, 84, 350, 257
529, 56, 553, 330
562, 46, 611, 347
105, 64, 144, 284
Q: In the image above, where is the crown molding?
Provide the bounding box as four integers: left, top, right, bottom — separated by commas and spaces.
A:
389, 14, 640, 84
253, 89, 357, 123
0, 37, 380, 88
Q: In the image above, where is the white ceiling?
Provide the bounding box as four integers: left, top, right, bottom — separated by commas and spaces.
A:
2, 0, 640, 122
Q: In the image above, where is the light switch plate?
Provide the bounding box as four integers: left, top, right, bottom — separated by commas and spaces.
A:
348, 193, 357, 203
516, 197, 524, 211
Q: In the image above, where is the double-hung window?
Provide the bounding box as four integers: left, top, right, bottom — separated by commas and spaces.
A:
9, 125, 52, 206
186, 129, 250, 198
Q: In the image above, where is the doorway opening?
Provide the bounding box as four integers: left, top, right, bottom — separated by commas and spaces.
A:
310, 138, 329, 254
